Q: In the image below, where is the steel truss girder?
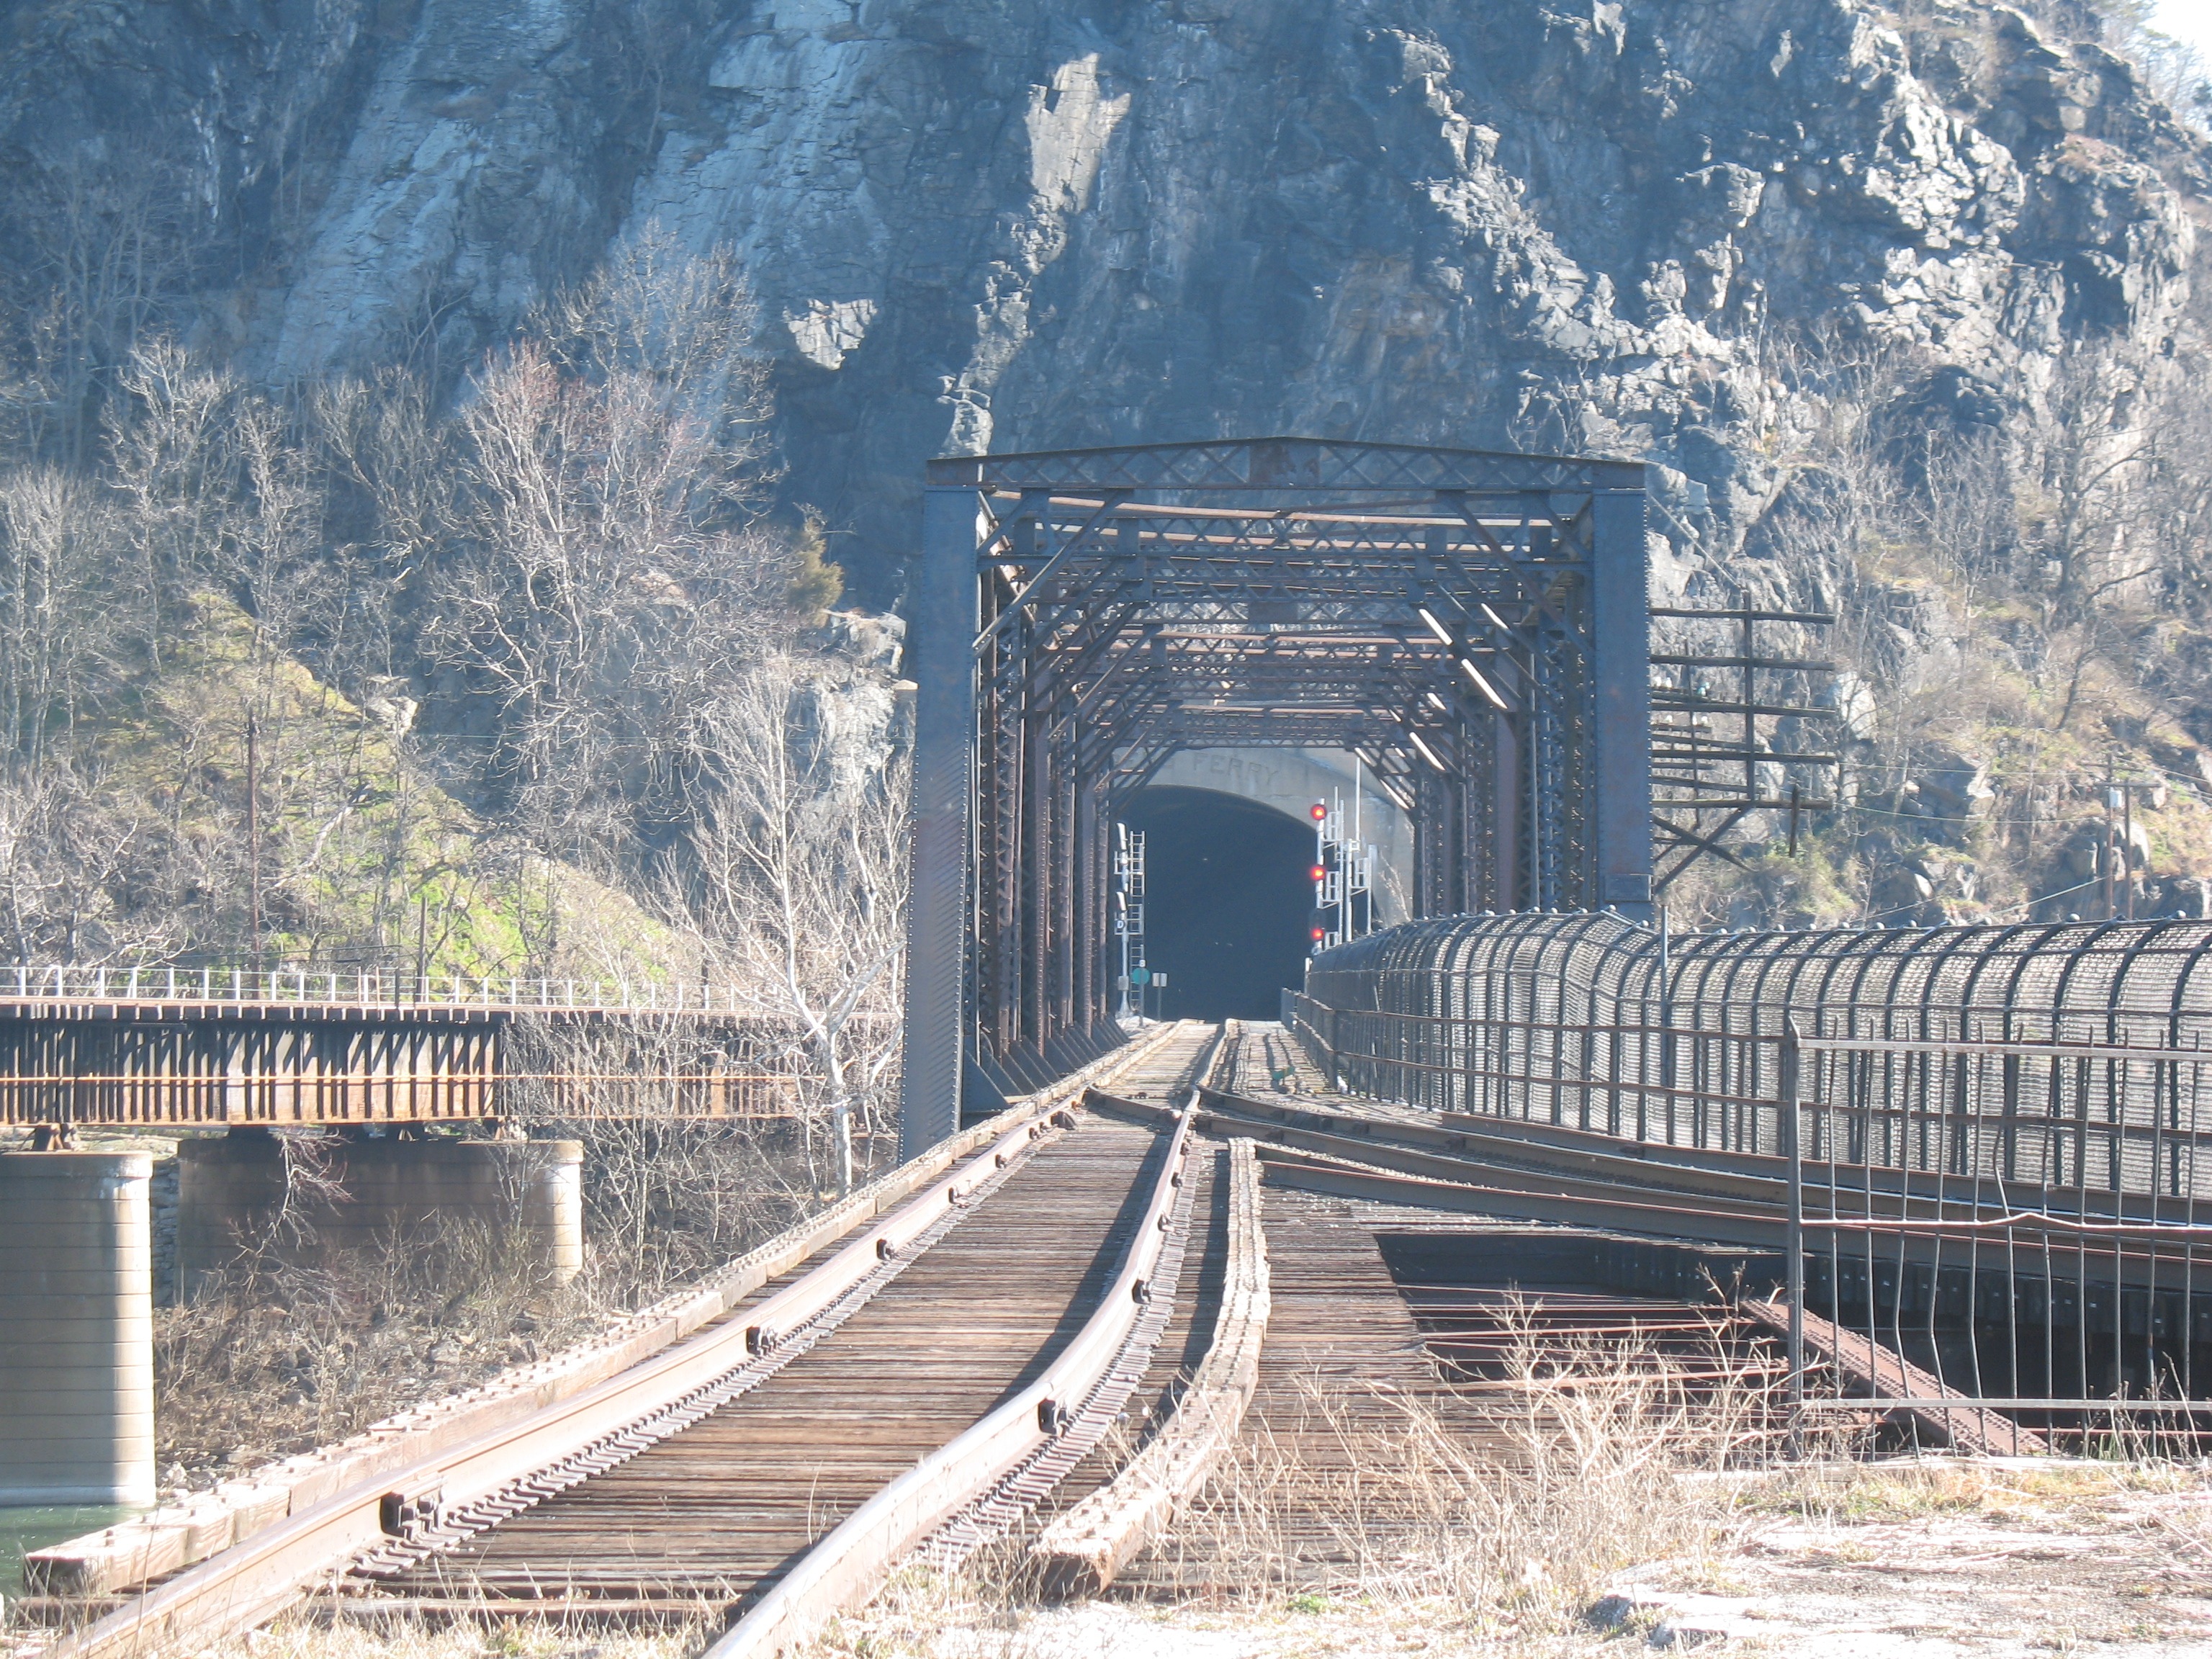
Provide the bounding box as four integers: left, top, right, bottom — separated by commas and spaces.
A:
938, 436, 1647, 495
899, 439, 1651, 1151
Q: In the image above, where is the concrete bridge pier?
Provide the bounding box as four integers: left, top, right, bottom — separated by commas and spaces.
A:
178, 1131, 585, 1298
0, 1151, 156, 1504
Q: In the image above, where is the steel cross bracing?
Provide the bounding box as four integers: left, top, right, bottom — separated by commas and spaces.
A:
1647, 602, 1842, 892
898, 439, 1654, 1154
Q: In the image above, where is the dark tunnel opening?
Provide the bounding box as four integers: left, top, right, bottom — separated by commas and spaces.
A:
1118, 786, 1314, 1022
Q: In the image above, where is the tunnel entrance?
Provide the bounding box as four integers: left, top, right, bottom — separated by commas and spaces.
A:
1119, 786, 1313, 1022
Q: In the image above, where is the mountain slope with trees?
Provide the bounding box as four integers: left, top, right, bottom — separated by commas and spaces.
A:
4, 0, 2212, 953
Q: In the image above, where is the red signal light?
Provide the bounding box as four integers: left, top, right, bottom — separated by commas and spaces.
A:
1311, 926, 1326, 941
1310, 865, 1327, 882
1309, 803, 1326, 821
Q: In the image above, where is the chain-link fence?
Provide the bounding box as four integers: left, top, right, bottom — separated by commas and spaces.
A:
1289, 913, 2212, 1448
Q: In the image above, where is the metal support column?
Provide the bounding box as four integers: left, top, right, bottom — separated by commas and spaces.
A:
1493, 714, 1521, 912
1781, 1017, 1806, 1450
897, 486, 986, 1158
1590, 485, 1654, 921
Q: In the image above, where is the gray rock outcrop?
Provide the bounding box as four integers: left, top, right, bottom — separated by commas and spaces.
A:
1, 0, 2203, 603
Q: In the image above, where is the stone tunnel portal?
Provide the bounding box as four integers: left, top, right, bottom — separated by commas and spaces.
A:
1144, 747, 1412, 927
1118, 786, 1316, 1022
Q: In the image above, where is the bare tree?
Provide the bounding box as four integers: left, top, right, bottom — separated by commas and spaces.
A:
2027, 343, 2158, 619
223, 393, 336, 671
1, 152, 204, 464
680, 655, 909, 1195
0, 760, 176, 963
424, 230, 791, 871
0, 226, 868, 994
105, 341, 238, 667
306, 365, 457, 686
0, 464, 122, 762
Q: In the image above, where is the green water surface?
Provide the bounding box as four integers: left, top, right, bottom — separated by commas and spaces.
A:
1, 1505, 140, 1602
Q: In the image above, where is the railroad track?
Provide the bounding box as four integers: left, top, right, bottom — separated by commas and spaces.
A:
28, 1016, 2007, 1655
355, 1017, 1223, 1642
35, 1022, 1222, 1658
344, 1094, 1192, 1619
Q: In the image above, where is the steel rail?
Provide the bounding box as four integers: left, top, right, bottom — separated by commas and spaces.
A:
38, 1117, 1056, 1659
36, 1028, 1187, 1659
1250, 1130, 2212, 1402
1247, 1110, 2212, 1265
1028, 1135, 1271, 1597
1195, 1085, 2091, 1231
1197, 1085, 2212, 1228
705, 1040, 1214, 1659
916, 1030, 1233, 1572
733, 1118, 1051, 1357
1249, 1141, 2208, 1272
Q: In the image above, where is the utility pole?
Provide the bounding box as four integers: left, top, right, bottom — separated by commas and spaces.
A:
2103, 757, 2118, 922
1782, 1017, 1805, 1457
2122, 775, 2136, 922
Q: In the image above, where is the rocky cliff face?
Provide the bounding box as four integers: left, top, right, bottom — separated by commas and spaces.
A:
5, 0, 2202, 605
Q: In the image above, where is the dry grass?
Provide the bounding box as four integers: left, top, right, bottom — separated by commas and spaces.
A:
1726, 1452, 2212, 1530
153, 1220, 616, 1483
1148, 1313, 1797, 1619
811, 1411, 2212, 1659
813, 1319, 1801, 1655
94, 1313, 2212, 1659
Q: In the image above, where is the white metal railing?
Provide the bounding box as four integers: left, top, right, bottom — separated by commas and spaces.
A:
0, 963, 804, 1018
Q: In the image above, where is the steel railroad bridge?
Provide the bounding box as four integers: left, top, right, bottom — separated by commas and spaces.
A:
4, 441, 1817, 1147
24, 440, 2212, 1659
898, 437, 1665, 1143
0, 968, 805, 1130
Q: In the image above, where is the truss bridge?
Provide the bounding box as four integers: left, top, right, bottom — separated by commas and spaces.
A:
902, 438, 1658, 1142
0, 967, 811, 1130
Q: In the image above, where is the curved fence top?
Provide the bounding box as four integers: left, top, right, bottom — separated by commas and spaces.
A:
1308, 913, 2212, 1050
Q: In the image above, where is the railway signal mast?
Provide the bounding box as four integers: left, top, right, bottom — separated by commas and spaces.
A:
1114, 822, 1146, 1020
1309, 786, 1375, 953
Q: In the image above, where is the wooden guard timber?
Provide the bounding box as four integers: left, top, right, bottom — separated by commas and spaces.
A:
1029, 1136, 1271, 1596
1739, 1300, 2050, 1457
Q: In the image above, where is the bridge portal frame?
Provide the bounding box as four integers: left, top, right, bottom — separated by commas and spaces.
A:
899, 438, 1652, 1156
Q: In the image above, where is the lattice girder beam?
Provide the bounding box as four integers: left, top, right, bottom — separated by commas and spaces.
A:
898, 439, 1650, 1153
